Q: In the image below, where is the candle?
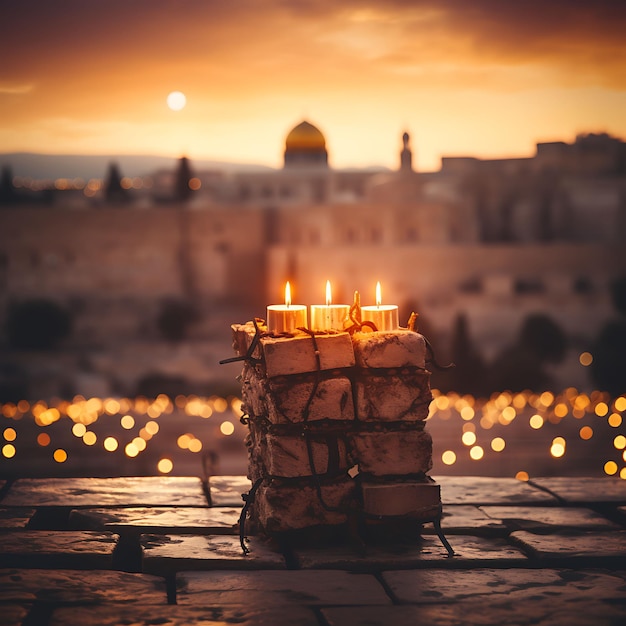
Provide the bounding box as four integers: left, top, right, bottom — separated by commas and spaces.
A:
310, 280, 350, 331
266, 281, 307, 333
361, 281, 399, 331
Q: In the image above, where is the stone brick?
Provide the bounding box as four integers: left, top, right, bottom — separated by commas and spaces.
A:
354, 370, 431, 421
262, 433, 349, 478
0, 568, 167, 604
262, 332, 355, 377
529, 476, 626, 504
254, 478, 355, 533
510, 529, 626, 561
0, 507, 35, 528
0, 530, 117, 569
1, 477, 208, 507
352, 330, 427, 369
433, 476, 558, 505
421, 505, 506, 535
69, 506, 240, 534
382, 567, 626, 605
349, 429, 432, 476
141, 534, 286, 573
176, 570, 391, 606
292, 534, 528, 570
480, 506, 620, 532
208, 475, 252, 507
267, 374, 355, 423
50, 604, 320, 626
362, 480, 440, 517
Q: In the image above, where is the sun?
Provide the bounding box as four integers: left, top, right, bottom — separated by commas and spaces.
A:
166, 91, 187, 111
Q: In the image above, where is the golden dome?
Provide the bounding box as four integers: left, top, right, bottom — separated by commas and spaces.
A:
285, 121, 326, 151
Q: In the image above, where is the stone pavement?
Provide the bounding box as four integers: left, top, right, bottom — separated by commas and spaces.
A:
0, 475, 625, 625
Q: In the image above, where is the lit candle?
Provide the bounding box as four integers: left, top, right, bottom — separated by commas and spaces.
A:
266, 282, 307, 334
361, 281, 399, 331
310, 280, 350, 331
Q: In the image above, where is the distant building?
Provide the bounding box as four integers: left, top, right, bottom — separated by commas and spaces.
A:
0, 123, 625, 397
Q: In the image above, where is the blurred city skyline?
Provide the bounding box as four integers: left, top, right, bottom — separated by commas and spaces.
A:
1, 1, 626, 171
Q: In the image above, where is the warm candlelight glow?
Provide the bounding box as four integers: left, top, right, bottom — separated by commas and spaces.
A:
267, 282, 307, 333
310, 279, 350, 332
361, 281, 399, 331
285, 281, 292, 307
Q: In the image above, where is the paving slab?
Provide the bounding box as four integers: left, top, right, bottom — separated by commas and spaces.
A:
207, 475, 251, 506
0, 507, 35, 528
0, 477, 208, 507
49, 604, 319, 626
177, 570, 391, 606
480, 505, 620, 531
69, 506, 240, 534
434, 475, 557, 505
421, 505, 506, 535
142, 534, 286, 573
529, 476, 626, 504
382, 567, 626, 604
0, 568, 167, 604
0, 531, 117, 569
511, 529, 626, 562
0, 604, 31, 626
292, 534, 528, 570
321, 598, 626, 626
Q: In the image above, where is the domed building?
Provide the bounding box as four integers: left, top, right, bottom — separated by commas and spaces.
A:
284, 120, 329, 168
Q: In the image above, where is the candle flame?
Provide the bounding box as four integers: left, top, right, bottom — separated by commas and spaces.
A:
375, 281, 382, 308
285, 281, 291, 308
325, 280, 332, 306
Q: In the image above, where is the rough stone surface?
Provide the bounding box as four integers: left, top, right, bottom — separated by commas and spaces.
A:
208, 475, 251, 506
261, 432, 349, 477
355, 370, 431, 421
255, 479, 354, 532
530, 476, 626, 503
141, 534, 286, 573
349, 429, 432, 476
50, 604, 320, 626
322, 599, 626, 626
510, 529, 626, 561
352, 330, 427, 368
362, 480, 440, 517
382, 567, 626, 604
421, 505, 506, 535
0, 531, 117, 569
292, 534, 528, 570
177, 570, 392, 606
262, 331, 355, 377
0, 568, 167, 604
267, 374, 355, 423
69, 506, 240, 534
0, 507, 35, 528
1, 477, 208, 507
480, 505, 620, 531
434, 475, 558, 505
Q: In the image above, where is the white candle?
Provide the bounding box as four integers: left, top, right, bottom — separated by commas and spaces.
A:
310, 280, 350, 332
266, 281, 307, 333
361, 281, 399, 331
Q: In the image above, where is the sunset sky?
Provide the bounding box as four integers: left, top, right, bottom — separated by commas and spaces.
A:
1, 0, 625, 171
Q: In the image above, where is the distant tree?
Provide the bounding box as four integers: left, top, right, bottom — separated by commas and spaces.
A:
590, 275, 626, 396
6, 299, 72, 350
174, 156, 194, 202
104, 162, 130, 204
0, 165, 17, 204
444, 313, 488, 396
156, 298, 197, 342
487, 313, 567, 392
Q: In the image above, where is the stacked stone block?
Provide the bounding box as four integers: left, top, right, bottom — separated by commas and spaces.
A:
232, 322, 441, 535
